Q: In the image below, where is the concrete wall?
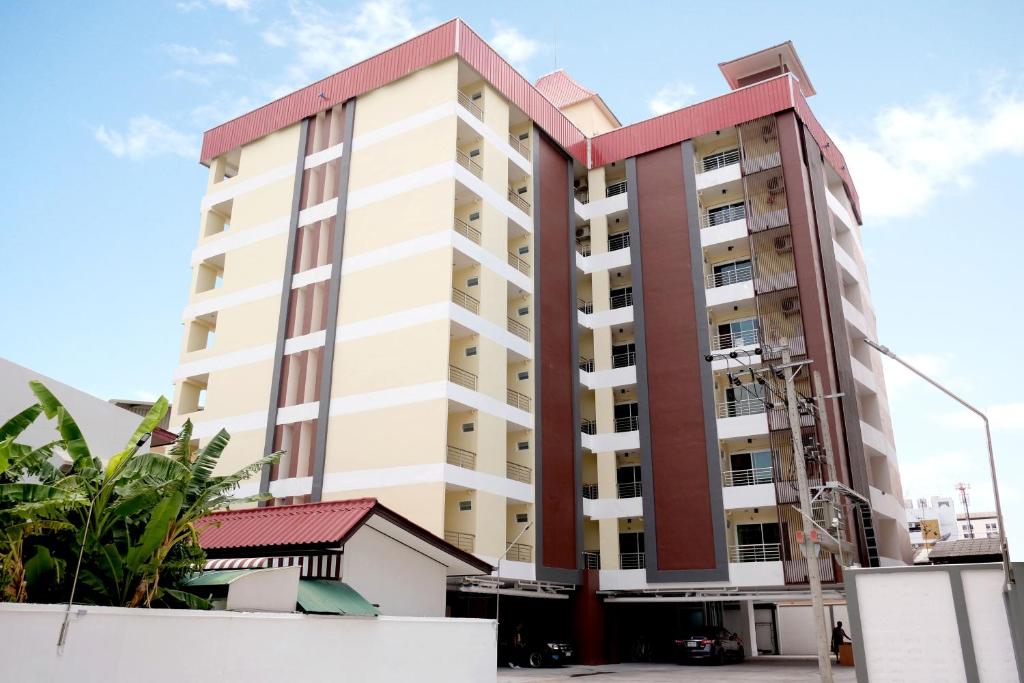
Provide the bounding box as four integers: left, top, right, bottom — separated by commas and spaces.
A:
0, 603, 495, 682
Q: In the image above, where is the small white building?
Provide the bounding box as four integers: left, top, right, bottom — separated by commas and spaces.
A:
904, 496, 957, 547
957, 511, 999, 540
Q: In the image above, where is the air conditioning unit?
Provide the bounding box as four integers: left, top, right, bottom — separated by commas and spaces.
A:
774, 235, 794, 253
780, 296, 800, 315
576, 226, 591, 239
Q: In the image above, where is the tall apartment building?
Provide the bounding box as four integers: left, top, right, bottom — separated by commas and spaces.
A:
171, 20, 910, 660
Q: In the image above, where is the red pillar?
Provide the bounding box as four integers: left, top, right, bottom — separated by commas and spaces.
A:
573, 569, 607, 664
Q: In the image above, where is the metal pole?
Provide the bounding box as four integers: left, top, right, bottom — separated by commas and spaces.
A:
783, 347, 833, 682
495, 522, 534, 634
864, 338, 1013, 589
812, 370, 843, 569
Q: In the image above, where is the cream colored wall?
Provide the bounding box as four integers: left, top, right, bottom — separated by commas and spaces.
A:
560, 99, 618, 136
352, 59, 458, 137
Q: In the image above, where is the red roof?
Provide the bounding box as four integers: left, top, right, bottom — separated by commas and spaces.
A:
535, 70, 596, 108
197, 498, 377, 550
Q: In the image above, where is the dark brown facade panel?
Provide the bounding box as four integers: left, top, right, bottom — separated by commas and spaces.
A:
634, 145, 717, 571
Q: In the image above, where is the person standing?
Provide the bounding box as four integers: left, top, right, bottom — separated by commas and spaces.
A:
831, 621, 851, 660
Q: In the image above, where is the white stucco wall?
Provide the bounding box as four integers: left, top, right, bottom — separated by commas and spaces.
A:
342, 524, 447, 617
0, 603, 495, 682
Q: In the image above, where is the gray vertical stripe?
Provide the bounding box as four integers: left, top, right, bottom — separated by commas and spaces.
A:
531, 130, 545, 572
568, 156, 584, 572
310, 98, 357, 502
260, 118, 311, 499
949, 570, 981, 683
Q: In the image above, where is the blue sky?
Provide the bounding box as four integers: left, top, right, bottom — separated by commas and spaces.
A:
2, 1, 1023, 554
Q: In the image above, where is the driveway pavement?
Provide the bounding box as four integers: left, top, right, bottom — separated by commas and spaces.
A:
497, 656, 856, 682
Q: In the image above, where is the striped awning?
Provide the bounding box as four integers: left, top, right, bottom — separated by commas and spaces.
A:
202, 555, 341, 578
204, 557, 269, 570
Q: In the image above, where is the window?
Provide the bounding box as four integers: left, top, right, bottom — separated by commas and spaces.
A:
712, 259, 753, 286
471, 92, 482, 101
469, 211, 480, 222
518, 132, 529, 141
518, 245, 529, 255
610, 286, 633, 309
517, 371, 529, 381
467, 276, 479, 287
517, 441, 529, 450
517, 306, 529, 316
515, 513, 528, 523
614, 402, 639, 433
465, 347, 477, 357
517, 186, 528, 195
706, 201, 745, 227
469, 148, 481, 158
908, 522, 922, 532
727, 450, 773, 485
459, 500, 472, 511
717, 318, 759, 348
461, 423, 474, 433
735, 522, 782, 547
616, 465, 642, 498
611, 342, 636, 368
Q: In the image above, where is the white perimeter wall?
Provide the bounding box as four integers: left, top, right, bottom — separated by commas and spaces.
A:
0, 603, 495, 682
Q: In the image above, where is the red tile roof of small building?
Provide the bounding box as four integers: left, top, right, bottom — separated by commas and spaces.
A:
197, 498, 377, 549
534, 70, 596, 108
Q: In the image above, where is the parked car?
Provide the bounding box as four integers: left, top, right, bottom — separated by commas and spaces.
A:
499, 634, 574, 668
674, 626, 745, 664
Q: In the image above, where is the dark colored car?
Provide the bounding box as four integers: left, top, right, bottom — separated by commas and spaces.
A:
499, 636, 575, 668
675, 626, 745, 664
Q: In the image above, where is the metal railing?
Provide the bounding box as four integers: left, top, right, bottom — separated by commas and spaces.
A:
705, 265, 753, 289
506, 388, 532, 412
576, 239, 592, 256
445, 530, 475, 553
606, 180, 628, 198
580, 419, 597, 435
610, 290, 633, 309
698, 148, 740, 173
577, 299, 593, 314
614, 415, 639, 433
451, 287, 480, 314
506, 461, 532, 484
620, 552, 645, 570
448, 365, 478, 390
611, 350, 636, 368
582, 551, 601, 569
579, 357, 595, 372
716, 398, 766, 418
728, 543, 781, 563
507, 317, 530, 341
453, 217, 481, 244
446, 445, 477, 470
457, 92, 483, 120
700, 203, 746, 228
617, 481, 642, 499
582, 483, 599, 499
722, 466, 774, 487
506, 542, 532, 563
508, 134, 531, 160
508, 188, 531, 214
456, 149, 482, 178
507, 251, 530, 276
608, 232, 631, 251
710, 328, 759, 351
575, 188, 590, 204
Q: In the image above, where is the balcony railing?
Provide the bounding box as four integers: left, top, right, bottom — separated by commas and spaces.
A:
506, 461, 532, 484
716, 398, 766, 418
580, 419, 597, 435
698, 148, 740, 173
446, 445, 476, 470
608, 232, 631, 252
582, 550, 601, 569
508, 134, 531, 160
579, 357, 595, 372
453, 217, 481, 244
448, 365, 478, 390
451, 287, 480, 314
445, 530, 475, 553
577, 299, 593, 314
507, 251, 530, 276
506, 542, 532, 563
576, 239, 592, 256
620, 552, 645, 570
722, 466, 774, 487
506, 388, 532, 412
611, 350, 636, 368
710, 328, 759, 351
700, 203, 746, 228
706, 265, 753, 289
617, 481, 642, 499
728, 543, 782, 563
508, 188, 531, 214
507, 317, 530, 341
606, 180, 628, 198
457, 92, 483, 120
575, 188, 590, 205
610, 290, 633, 310
614, 415, 639, 433
456, 150, 482, 179
582, 483, 599, 499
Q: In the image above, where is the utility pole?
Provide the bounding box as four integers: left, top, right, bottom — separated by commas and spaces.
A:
956, 482, 972, 538
782, 346, 833, 683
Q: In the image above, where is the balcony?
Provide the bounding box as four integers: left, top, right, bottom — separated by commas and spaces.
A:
448, 365, 478, 390
620, 552, 645, 570
456, 149, 482, 179
611, 349, 636, 368
716, 397, 770, 440
506, 317, 530, 341
580, 419, 597, 435
617, 481, 642, 499
705, 265, 755, 309
700, 202, 746, 229
507, 251, 530, 276
710, 328, 759, 352
577, 298, 593, 314
576, 239, 592, 256
695, 148, 742, 191
610, 290, 633, 310
614, 415, 639, 433
608, 231, 631, 252
722, 466, 773, 487
706, 264, 753, 290
716, 398, 765, 419
582, 483, 599, 499
578, 357, 595, 372
506, 542, 533, 563
508, 133, 530, 160
506, 461, 532, 484
446, 445, 476, 470
507, 187, 531, 215
575, 187, 590, 205
451, 287, 480, 314
728, 543, 782, 563
606, 180, 628, 198
457, 92, 483, 120
506, 388, 532, 412
445, 530, 475, 553
582, 551, 601, 569
453, 217, 481, 244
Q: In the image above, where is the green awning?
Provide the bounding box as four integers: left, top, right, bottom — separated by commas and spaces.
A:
182, 569, 254, 587
297, 580, 379, 616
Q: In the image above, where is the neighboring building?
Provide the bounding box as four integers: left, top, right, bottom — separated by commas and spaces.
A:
927, 537, 1003, 565
170, 20, 909, 660
905, 496, 957, 547
958, 512, 1000, 540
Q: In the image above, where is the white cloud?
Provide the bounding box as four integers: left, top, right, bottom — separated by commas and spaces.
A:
164, 43, 237, 66
880, 351, 955, 394
260, 0, 434, 95
176, 0, 204, 11
836, 90, 1024, 223
649, 81, 697, 115
945, 403, 1024, 431
166, 69, 212, 86
490, 22, 540, 72
898, 450, 993, 509
190, 95, 256, 127
210, 0, 251, 10
94, 117, 196, 161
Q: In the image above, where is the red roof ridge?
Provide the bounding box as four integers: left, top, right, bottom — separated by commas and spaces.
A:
204, 497, 377, 519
